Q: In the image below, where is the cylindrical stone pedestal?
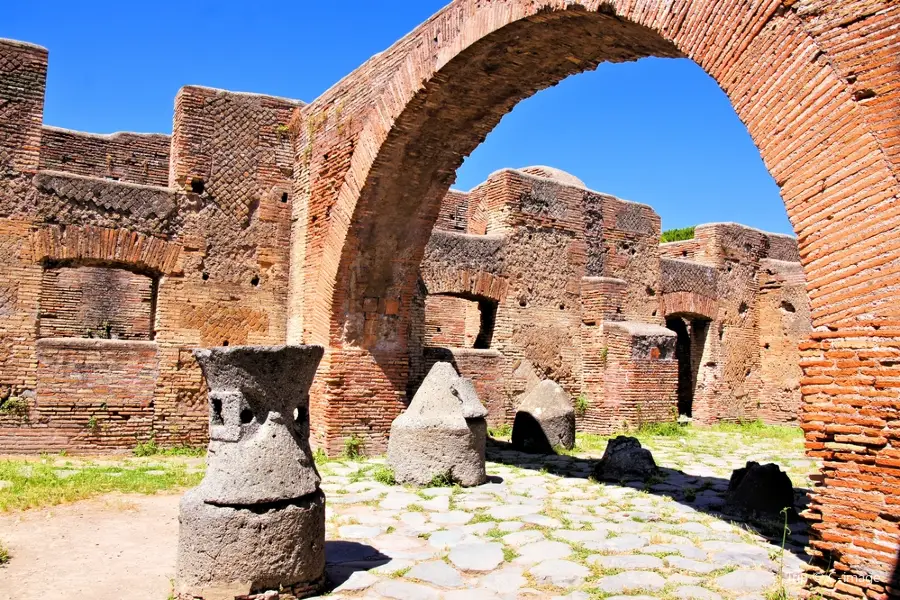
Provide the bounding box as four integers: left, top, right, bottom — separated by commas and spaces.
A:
177, 489, 326, 599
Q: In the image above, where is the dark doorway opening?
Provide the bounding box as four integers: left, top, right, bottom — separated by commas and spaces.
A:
666, 315, 710, 417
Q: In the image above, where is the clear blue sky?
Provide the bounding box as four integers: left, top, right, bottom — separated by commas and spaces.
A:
4, 1, 792, 235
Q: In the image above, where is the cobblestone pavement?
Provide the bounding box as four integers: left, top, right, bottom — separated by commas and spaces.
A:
317, 431, 816, 599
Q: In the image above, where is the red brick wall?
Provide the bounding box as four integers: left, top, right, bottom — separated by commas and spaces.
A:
39, 127, 170, 187
38, 266, 155, 340
423, 295, 478, 347
0, 338, 157, 453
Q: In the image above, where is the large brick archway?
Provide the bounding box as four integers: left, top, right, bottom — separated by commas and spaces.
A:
291, 2, 899, 595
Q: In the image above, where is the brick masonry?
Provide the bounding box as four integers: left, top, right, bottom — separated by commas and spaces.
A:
1, 0, 898, 593
414, 170, 810, 434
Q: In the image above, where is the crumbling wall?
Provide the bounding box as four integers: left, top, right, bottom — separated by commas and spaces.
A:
758, 259, 810, 423
0, 40, 302, 452
39, 127, 170, 187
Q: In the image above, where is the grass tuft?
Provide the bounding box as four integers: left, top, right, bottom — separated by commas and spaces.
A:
371, 465, 397, 486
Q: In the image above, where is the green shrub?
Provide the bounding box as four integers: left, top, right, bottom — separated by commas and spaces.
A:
0, 541, 9, 565
660, 226, 695, 243
343, 435, 363, 460
133, 438, 159, 457
371, 465, 397, 486
575, 394, 589, 416
427, 471, 454, 487
0, 397, 28, 418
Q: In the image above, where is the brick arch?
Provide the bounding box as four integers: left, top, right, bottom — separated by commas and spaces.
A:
296, 0, 899, 348
297, 4, 900, 591
32, 225, 183, 275
660, 291, 718, 322
420, 268, 508, 304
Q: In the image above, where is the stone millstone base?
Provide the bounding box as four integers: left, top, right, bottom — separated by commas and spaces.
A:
176, 488, 325, 600
388, 418, 487, 487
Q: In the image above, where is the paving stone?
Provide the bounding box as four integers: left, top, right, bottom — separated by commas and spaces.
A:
443, 590, 503, 600
587, 533, 648, 552
521, 514, 561, 528
666, 555, 719, 574
552, 593, 590, 600
338, 525, 385, 539
496, 520, 524, 532
428, 529, 472, 549
407, 560, 464, 588
430, 510, 473, 525
673, 586, 724, 600
488, 505, 539, 519
449, 542, 504, 572
596, 571, 666, 594
714, 569, 776, 592
503, 530, 544, 546
479, 566, 527, 593
400, 512, 428, 527
420, 496, 450, 512
668, 574, 704, 586
371, 559, 417, 575
554, 529, 608, 544
0, 480, 12, 490
464, 522, 496, 535
528, 559, 590, 587
374, 579, 442, 600
588, 554, 664, 570
514, 540, 572, 564
334, 570, 379, 591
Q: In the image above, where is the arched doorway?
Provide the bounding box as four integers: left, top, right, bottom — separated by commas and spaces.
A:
290, 3, 900, 595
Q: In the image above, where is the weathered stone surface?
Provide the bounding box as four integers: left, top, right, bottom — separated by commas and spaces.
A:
596, 571, 666, 594
511, 380, 575, 453
449, 542, 504, 572
176, 488, 325, 598
529, 560, 590, 587
726, 461, 794, 515
177, 344, 326, 598
407, 560, 464, 588
192, 345, 324, 505
592, 436, 657, 481
388, 362, 487, 487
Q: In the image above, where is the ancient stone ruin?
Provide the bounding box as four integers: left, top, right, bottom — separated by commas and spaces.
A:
177, 345, 325, 599
592, 436, 658, 482
726, 461, 796, 518
2, 0, 899, 594
511, 379, 576, 453
388, 362, 487, 487
413, 167, 810, 434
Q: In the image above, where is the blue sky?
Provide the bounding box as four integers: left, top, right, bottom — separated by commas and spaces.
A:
4, 1, 792, 235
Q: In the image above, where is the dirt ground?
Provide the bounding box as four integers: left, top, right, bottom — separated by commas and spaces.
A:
0, 493, 180, 600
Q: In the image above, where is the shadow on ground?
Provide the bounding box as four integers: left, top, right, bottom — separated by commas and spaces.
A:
486, 438, 812, 562
324, 541, 392, 589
